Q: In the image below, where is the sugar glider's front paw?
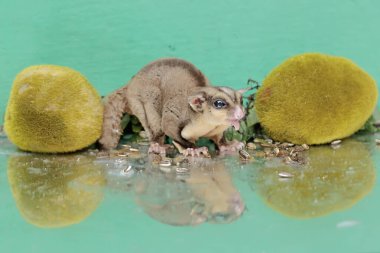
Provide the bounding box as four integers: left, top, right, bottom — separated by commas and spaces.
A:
148, 143, 167, 155
219, 140, 244, 153
182, 147, 210, 157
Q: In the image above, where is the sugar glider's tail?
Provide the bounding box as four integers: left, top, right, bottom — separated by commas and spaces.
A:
98, 85, 130, 149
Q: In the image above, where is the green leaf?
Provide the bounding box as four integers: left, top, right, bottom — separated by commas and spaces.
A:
358, 115, 379, 134
132, 123, 143, 133
120, 114, 131, 131
246, 108, 259, 127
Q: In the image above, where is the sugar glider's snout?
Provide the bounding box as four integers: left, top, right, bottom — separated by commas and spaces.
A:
228, 105, 245, 131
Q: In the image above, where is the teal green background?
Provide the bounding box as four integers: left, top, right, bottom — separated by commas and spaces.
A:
1, 0, 379, 124
1, 2, 380, 253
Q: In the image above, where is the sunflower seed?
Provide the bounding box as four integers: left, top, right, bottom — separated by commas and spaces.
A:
239, 149, 251, 160
151, 154, 162, 164
176, 167, 190, 174
331, 140, 342, 146
246, 142, 256, 150
121, 166, 134, 176
284, 156, 293, 163
139, 131, 148, 139
278, 171, 293, 178
301, 144, 309, 150
160, 159, 172, 167
254, 138, 265, 143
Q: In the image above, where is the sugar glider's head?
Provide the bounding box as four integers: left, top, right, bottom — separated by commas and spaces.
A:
188, 86, 245, 130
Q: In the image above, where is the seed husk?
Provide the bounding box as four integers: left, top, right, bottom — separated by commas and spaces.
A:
260, 143, 273, 148
284, 156, 294, 163
254, 138, 265, 143
176, 158, 190, 166
160, 159, 172, 167
151, 154, 162, 164
331, 140, 342, 145
254, 151, 266, 157
139, 131, 148, 139
121, 165, 134, 176
373, 121, 380, 128
239, 149, 251, 160
246, 142, 256, 150
278, 171, 294, 178
176, 167, 190, 174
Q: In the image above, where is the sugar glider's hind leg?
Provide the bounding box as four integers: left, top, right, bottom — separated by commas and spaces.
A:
161, 104, 208, 157
99, 88, 129, 149
128, 95, 167, 154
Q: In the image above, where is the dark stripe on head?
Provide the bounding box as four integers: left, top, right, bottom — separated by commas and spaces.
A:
217, 87, 237, 103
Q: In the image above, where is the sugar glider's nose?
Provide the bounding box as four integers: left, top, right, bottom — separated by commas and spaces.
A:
233, 106, 245, 120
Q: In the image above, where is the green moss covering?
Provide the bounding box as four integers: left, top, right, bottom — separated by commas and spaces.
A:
255, 53, 378, 144
4, 65, 103, 152
8, 154, 105, 228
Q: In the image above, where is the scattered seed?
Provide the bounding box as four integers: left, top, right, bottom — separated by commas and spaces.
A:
278, 142, 293, 149
373, 121, 380, 128
260, 143, 273, 147
273, 147, 280, 156
176, 158, 190, 166
160, 159, 172, 167
239, 149, 251, 160
331, 140, 342, 145
151, 154, 162, 164
278, 171, 294, 178
254, 151, 266, 157
301, 144, 309, 150
254, 138, 265, 143
96, 151, 109, 159
139, 142, 150, 146
130, 148, 139, 152
139, 131, 148, 139
246, 142, 256, 150
284, 156, 293, 163
176, 167, 190, 174
121, 165, 134, 176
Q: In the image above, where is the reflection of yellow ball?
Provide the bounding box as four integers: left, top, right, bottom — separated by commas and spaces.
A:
8, 154, 105, 228
253, 140, 375, 218
4, 65, 103, 153
255, 53, 378, 144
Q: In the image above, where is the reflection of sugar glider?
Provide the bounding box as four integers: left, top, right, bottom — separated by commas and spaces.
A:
99, 58, 245, 155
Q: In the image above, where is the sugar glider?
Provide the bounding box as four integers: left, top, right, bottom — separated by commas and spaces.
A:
99, 58, 246, 155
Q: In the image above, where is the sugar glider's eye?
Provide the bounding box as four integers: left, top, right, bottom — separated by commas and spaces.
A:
213, 99, 227, 109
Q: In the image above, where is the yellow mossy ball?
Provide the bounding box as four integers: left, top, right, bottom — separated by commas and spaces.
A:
8, 154, 105, 228
255, 53, 378, 144
4, 65, 103, 153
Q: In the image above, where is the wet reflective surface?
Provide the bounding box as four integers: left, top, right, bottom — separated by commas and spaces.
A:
1, 134, 380, 253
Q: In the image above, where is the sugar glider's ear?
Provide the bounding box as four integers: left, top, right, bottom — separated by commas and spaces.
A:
188, 92, 206, 112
